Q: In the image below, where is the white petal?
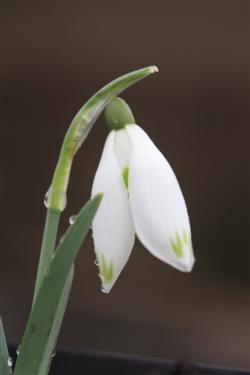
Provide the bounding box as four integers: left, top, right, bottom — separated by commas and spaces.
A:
126, 124, 195, 272
91, 130, 135, 292
114, 128, 132, 170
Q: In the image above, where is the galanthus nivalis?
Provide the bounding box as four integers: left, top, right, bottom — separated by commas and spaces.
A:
91, 97, 195, 292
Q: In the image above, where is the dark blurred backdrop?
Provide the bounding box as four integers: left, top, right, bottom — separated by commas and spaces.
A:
0, 0, 249, 370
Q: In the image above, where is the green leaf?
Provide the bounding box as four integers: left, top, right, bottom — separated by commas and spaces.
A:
0, 318, 12, 375
14, 193, 103, 375
43, 265, 74, 375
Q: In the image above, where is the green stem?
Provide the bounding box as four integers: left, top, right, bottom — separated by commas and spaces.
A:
0, 318, 12, 375
33, 208, 61, 304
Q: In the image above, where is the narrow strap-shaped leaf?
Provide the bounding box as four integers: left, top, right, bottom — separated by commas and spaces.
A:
43, 265, 74, 375
14, 193, 102, 375
0, 318, 12, 375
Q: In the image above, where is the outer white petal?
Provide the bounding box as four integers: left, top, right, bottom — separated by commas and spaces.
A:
91, 130, 135, 292
126, 124, 195, 272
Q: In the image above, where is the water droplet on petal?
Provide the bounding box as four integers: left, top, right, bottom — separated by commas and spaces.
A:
69, 215, 77, 225
7, 357, 13, 367
52, 350, 56, 358
94, 259, 99, 266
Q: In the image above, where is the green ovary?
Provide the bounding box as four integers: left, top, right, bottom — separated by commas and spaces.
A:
99, 255, 113, 283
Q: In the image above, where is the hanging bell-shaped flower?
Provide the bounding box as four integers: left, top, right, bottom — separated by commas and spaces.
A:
92, 98, 195, 293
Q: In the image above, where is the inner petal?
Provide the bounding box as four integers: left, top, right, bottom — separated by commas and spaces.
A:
114, 128, 132, 171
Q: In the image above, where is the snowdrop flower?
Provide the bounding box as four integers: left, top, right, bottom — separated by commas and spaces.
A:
92, 98, 195, 292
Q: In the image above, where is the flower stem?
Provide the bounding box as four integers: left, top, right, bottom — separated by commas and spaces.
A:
33, 208, 61, 304
47, 66, 158, 212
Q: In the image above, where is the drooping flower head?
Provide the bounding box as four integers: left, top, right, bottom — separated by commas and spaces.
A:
92, 98, 195, 292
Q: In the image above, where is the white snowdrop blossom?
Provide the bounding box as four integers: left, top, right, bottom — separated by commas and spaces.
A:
91, 100, 195, 293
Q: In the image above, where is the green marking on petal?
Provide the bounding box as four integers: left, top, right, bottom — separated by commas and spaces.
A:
170, 232, 184, 258
170, 230, 193, 258
183, 230, 190, 246
122, 166, 129, 189
99, 255, 113, 283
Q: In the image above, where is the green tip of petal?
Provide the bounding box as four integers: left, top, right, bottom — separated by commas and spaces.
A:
170, 232, 184, 258
99, 255, 114, 284
105, 97, 135, 131
170, 230, 192, 258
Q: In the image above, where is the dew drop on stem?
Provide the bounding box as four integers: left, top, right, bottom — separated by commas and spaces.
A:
43, 191, 49, 208
69, 215, 77, 225
7, 357, 13, 367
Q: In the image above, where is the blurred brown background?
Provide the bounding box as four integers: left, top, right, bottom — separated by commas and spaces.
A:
0, 0, 249, 370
